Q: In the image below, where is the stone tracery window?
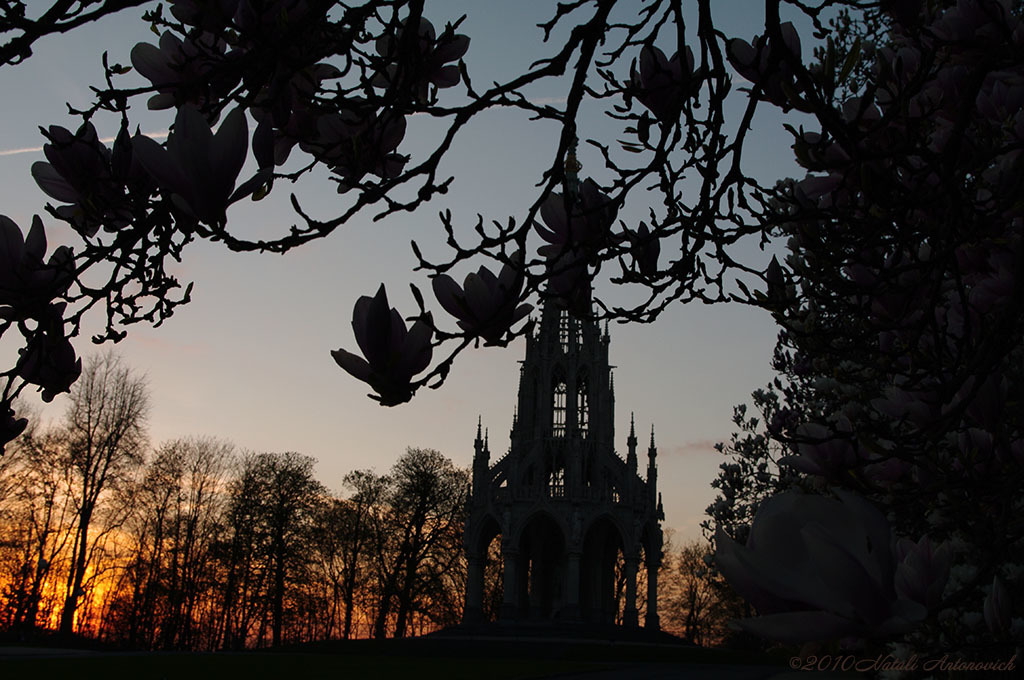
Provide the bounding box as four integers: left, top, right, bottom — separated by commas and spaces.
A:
552, 377, 566, 437
576, 374, 589, 437
548, 466, 565, 497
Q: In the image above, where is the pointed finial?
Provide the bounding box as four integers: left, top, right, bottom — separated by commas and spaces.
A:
485, 428, 489, 449
564, 136, 582, 199
650, 424, 656, 448
630, 412, 636, 437
476, 415, 482, 439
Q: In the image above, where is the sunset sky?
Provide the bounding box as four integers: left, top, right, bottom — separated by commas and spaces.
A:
0, 2, 814, 544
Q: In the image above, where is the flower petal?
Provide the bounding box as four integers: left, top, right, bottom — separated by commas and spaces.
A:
331, 348, 372, 381
212, 107, 249, 201
432, 274, 465, 318
435, 34, 470, 62
31, 162, 79, 203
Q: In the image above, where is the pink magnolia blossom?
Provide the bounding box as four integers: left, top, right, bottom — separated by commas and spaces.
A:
0, 215, 73, 321
374, 17, 470, 103
17, 302, 81, 403
630, 45, 699, 123
535, 179, 616, 257
251, 63, 343, 165
625, 222, 660, 277
332, 284, 433, 406
432, 253, 532, 345
134, 105, 251, 226
715, 489, 927, 643
780, 421, 862, 478
983, 575, 1011, 636
130, 32, 239, 110
727, 22, 804, 111
545, 250, 592, 317
1, 402, 28, 455
170, 0, 241, 33
31, 122, 152, 237
299, 108, 407, 192
894, 536, 951, 611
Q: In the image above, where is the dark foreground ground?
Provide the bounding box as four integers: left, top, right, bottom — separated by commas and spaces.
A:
0, 627, 859, 680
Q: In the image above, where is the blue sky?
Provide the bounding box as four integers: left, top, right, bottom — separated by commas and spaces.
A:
0, 1, 815, 544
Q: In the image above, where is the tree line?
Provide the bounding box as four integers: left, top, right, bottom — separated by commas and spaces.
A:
0, 352, 735, 649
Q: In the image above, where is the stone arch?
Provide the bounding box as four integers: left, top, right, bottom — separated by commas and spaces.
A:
515, 511, 567, 620
464, 514, 504, 624
581, 512, 630, 547
469, 513, 502, 556
510, 508, 569, 548
579, 514, 626, 624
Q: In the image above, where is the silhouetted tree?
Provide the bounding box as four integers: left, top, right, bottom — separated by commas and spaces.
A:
371, 448, 467, 638
58, 352, 149, 636
338, 469, 388, 639
113, 437, 233, 648
0, 424, 75, 632
216, 451, 324, 647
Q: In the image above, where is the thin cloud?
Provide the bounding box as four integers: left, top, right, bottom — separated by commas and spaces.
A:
0, 130, 168, 157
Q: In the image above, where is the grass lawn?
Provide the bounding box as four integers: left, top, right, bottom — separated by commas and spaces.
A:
0, 651, 607, 680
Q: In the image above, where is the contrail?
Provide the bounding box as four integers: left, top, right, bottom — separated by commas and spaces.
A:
0, 130, 169, 157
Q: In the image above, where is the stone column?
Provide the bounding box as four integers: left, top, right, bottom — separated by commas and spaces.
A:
529, 541, 543, 619
501, 550, 519, 620
623, 555, 639, 627
464, 553, 484, 623
644, 560, 660, 630
564, 552, 581, 620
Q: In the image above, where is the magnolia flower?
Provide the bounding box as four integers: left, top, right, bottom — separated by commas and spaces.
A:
715, 489, 927, 643
134, 105, 251, 225
130, 32, 239, 110
983, 575, 1011, 636
630, 45, 699, 123
0, 215, 73, 321
251, 63, 343, 165
300, 109, 407, 192
18, 303, 82, 403
625, 222, 660, 277
545, 250, 593, 317
170, 0, 241, 33
31, 122, 150, 237
727, 22, 804, 111
374, 17, 470, 102
860, 454, 912, 486
535, 179, 616, 257
870, 386, 941, 430
432, 253, 532, 345
331, 284, 432, 406
780, 422, 861, 477
932, 0, 1019, 43
1, 401, 28, 455
894, 536, 951, 611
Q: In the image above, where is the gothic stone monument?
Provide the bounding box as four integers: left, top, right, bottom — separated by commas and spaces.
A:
463, 301, 665, 628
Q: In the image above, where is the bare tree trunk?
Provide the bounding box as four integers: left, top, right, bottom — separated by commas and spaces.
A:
59, 508, 92, 635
